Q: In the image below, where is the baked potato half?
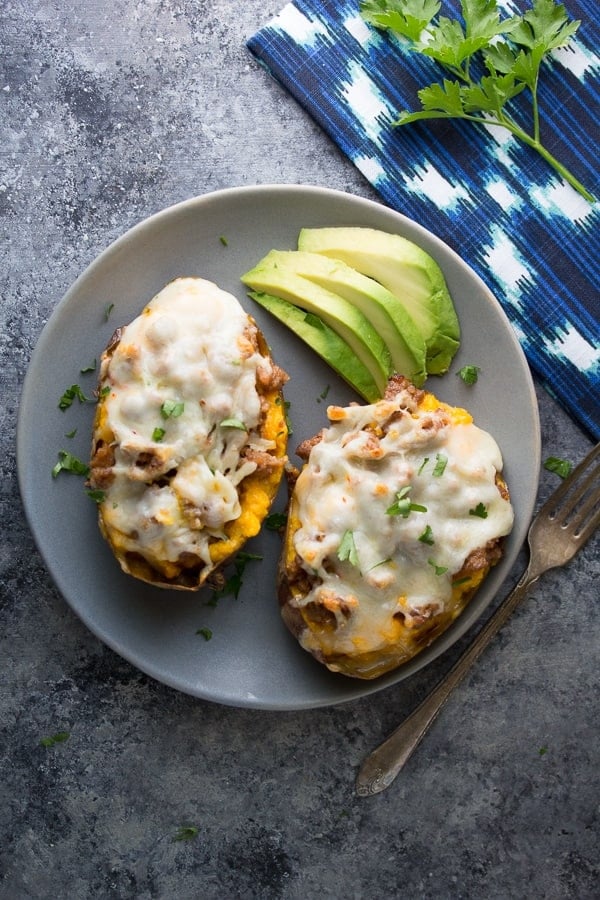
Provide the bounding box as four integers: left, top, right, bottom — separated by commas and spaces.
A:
279, 376, 513, 679
89, 277, 288, 590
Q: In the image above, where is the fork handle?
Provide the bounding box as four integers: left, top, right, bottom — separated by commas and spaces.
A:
356, 566, 538, 796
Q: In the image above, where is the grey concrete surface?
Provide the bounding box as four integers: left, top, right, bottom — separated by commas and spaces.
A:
1, 2, 598, 898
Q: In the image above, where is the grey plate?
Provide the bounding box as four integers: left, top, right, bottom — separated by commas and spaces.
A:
17, 185, 541, 710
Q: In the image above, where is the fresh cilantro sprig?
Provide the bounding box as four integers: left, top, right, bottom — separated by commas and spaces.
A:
360, 0, 594, 201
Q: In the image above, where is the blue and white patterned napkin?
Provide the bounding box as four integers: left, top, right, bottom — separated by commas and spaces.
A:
248, 0, 600, 440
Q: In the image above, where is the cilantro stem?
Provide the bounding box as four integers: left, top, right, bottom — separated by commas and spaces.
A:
422, 108, 594, 203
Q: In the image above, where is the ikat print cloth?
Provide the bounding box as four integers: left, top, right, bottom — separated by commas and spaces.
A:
248, 0, 600, 441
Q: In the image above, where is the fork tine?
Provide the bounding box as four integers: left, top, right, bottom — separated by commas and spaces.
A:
553, 462, 600, 524
542, 443, 600, 520
573, 509, 600, 547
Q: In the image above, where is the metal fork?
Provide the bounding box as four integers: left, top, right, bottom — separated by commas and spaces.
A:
356, 442, 600, 797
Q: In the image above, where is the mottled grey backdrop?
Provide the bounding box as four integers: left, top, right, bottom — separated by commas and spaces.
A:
1, 2, 598, 898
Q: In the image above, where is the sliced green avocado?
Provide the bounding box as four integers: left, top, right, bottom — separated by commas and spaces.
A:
298, 226, 460, 375
247, 291, 380, 402
241, 252, 392, 395
261, 249, 427, 386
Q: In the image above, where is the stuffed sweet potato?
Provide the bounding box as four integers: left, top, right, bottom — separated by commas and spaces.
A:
279, 375, 513, 679
89, 277, 288, 590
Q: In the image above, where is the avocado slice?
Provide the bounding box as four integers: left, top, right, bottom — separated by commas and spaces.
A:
298, 227, 460, 375
260, 250, 427, 386
241, 252, 392, 395
247, 291, 380, 402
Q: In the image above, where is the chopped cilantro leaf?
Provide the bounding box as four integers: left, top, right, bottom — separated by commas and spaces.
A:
284, 400, 293, 435
386, 486, 427, 518
196, 627, 213, 641
86, 489, 106, 503
452, 576, 472, 587
211, 552, 263, 600
40, 731, 70, 747
469, 502, 488, 519
457, 365, 481, 385
220, 417, 246, 430
338, 529, 360, 567
161, 399, 185, 419
543, 456, 573, 479
219, 235, 228, 246
173, 826, 199, 842
58, 384, 89, 411
265, 512, 287, 531
432, 453, 448, 477
417, 457, 430, 475
428, 559, 448, 576
52, 450, 90, 479
65, 429, 77, 439
418, 525, 435, 545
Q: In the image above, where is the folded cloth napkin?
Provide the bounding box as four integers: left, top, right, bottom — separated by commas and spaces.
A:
248, 0, 600, 441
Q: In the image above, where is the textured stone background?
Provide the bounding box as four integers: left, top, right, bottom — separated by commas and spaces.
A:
1, 2, 598, 898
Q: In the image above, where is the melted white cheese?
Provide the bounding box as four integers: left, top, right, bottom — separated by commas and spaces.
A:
98, 277, 275, 566
291, 389, 514, 658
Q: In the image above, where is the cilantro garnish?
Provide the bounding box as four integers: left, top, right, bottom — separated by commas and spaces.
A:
265, 512, 288, 531
360, 0, 593, 201
428, 558, 448, 576
417, 457, 430, 475
317, 385, 331, 403
418, 524, 435, 545
283, 400, 293, 435
469, 502, 489, 518
543, 456, 573, 479
220, 417, 247, 430
58, 384, 89, 411
40, 731, 70, 747
52, 450, 90, 479
173, 826, 199, 842
80, 359, 97, 374
152, 427, 166, 442
432, 453, 448, 477
219, 235, 228, 246
452, 575, 472, 587
86, 489, 106, 504
457, 364, 481, 385
196, 627, 213, 641
338, 529, 360, 567
104, 302, 115, 321
160, 399, 185, 419
387, 486, 427, 517
65, 429, 77, 439
211, 552, 263, 601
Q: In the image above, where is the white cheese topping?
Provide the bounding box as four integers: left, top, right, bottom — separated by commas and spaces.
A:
98, 277, 275, 566
291, 388, 514, 658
